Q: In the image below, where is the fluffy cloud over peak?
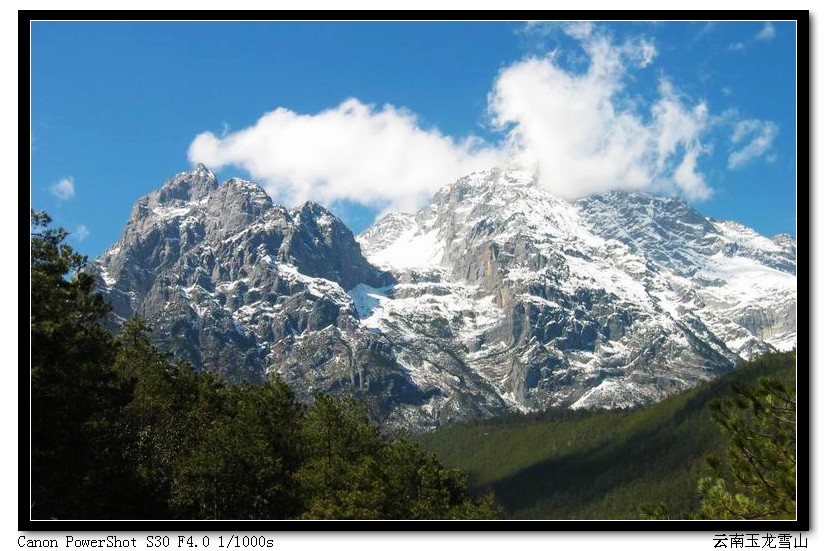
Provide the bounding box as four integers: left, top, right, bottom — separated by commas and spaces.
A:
188, 25, 781, 216
489, 32, 711, 200
189, 99, 503, 213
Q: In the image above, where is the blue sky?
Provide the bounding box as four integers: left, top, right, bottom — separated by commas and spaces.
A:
30, 20, 798, 259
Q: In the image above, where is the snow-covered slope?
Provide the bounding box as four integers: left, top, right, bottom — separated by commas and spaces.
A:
94, 164, 795, 431
357, 167, 796, 412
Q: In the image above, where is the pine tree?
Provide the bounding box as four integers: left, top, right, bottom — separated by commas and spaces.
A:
30, 210, 134, 518
695, 368, 796, 519
169, 378, 305, 519
295, 394, 503, 519
637, 351, 797, 521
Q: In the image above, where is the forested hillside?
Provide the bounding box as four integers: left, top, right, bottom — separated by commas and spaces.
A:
417, 350, 796, 519
29, 209, 796, 521
29, 210, 499, 520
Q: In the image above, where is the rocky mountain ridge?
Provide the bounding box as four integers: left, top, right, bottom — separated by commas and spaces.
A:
93, 164, 796, 430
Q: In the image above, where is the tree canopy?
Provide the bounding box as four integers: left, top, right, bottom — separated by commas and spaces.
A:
31, 209, 137, 518
29, 210, 500, 520
694, 367, 796, 520
638, 352, 797, 520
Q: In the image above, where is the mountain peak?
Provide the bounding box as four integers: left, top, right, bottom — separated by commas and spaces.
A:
220, 177, 273, 208
299, 200, 326, 216
154, 164, 218, 204
358, 166, 795, 413
94, 164, 795, 432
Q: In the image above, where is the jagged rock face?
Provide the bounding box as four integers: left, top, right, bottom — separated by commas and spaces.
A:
357, 167, 796, 413
93, 166, 414, 416
95, 164, 796, 431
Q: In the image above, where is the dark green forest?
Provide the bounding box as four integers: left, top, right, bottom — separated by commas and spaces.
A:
29, 210, 796, 521
30, 211, 499, 520
417, 349, 796, 519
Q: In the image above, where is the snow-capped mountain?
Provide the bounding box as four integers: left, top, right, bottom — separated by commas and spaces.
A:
356, 166, 796, 412
94, 164, 796, 430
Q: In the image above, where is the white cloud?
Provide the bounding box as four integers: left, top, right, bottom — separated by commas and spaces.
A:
562, 21, 595, 41
189, 99, 504, 213
188, 24, 779, 214
728, 42, 746, 52
49, 176, 75, 202
636, 39, 658, 67
74, 225, 90, 241
728, 119, 778, 169
757, 22, 776, 41
488, 33, 712, 200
